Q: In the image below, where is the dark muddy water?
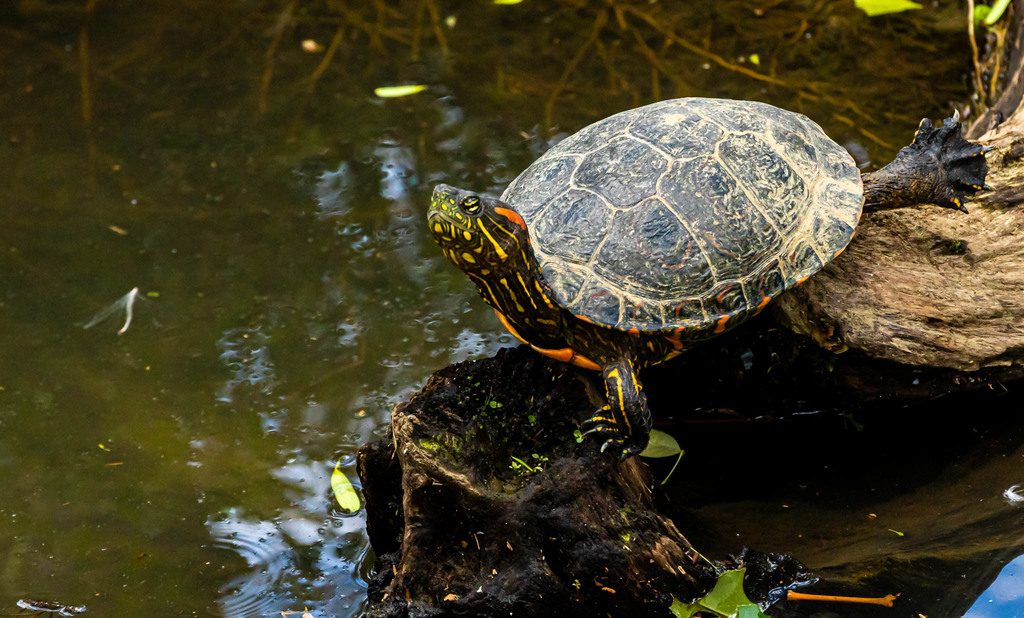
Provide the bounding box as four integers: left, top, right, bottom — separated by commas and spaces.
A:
1, 1, 1021, 616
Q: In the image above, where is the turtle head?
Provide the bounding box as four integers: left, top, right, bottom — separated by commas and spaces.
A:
428, 183, 530, 272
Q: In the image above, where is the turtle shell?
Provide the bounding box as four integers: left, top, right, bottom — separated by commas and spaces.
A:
501, 97, 863, 332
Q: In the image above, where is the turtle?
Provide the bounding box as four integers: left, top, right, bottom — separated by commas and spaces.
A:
427, 97, 988, 459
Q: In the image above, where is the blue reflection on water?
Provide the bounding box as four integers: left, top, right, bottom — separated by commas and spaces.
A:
964, 553, 1024, 618
209, 459, 369, 618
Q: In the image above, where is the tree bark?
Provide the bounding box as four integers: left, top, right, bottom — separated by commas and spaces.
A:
774, 2, 1024, 371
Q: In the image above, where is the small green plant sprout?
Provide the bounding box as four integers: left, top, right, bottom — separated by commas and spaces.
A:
854, 0, 922, 17
509, 455, 536, 474
331, 461, 361, 513
670, 568, 769, 618
573, 429, 584, 443
640, 429, 685, 485
974, 0, 1011, 26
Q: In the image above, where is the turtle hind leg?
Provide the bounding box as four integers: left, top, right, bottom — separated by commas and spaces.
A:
582, 358, 652, 461
863, 113, 989, 213
918, 114, 989, 209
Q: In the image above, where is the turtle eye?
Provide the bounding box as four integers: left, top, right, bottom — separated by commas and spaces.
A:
460, 196, 482, 214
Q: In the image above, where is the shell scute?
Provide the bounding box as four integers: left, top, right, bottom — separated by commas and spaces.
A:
716, 132, 808, 233
574, 137, 668, 207
532, 189, 613, 264
593, 198, 711, 298
502, 155, 579, 219
575, 282, 623, 326
628, 105, 724, 158
703, 281, 749, 319
664, 156, 783, 283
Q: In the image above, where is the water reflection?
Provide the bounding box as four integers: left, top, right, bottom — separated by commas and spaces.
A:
965, 554, 1024, 618
315, 163, 357, 219
210, 459, 369, 618
217, 327, 277, 403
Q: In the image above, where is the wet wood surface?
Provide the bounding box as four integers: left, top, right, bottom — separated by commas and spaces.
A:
776, 2, 1024, 372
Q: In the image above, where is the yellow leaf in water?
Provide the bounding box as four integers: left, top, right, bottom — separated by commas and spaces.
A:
854, 0, 922, 17
748, 53, 760, 66
374, 85, 427, 98
332, 463, 361, 513
494, 0, 524, 4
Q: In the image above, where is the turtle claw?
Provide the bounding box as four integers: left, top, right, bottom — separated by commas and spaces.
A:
599, 437, 623, 454
599, 436, 643, 462
583, 410, 641, 461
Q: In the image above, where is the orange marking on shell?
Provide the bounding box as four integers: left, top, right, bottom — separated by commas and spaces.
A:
833, 247, 845, 259
713, 315, 730, 334
628, 327, 640, 335
531, 345, 601, 371
795, 276, 809, 286
754, 296, 772, 315
494, 310, 529, 345
575, 314, 593, 324
494, 207, 526, 231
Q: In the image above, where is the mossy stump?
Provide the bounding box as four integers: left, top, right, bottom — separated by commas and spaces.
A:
357, 345, 716, 618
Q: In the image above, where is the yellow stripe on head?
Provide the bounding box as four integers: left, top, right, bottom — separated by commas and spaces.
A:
476, 219, 508, 260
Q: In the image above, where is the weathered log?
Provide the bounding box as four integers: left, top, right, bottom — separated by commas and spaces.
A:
357, 346, 720, 618
775, 2, 1024, 371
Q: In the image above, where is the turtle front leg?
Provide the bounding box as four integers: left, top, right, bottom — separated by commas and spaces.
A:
583, 358, 653, 460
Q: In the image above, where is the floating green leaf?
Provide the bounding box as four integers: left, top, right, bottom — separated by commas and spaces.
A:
494, 0, 524, 4
748, 53, 760, 66
640, 429, 681, 458
670, 569, 769, 618
373, 85, 427, 98
888, 528, 905, 537
332, 463, 361, 513
854, 0, 923, 16
974, 5, 992, 23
